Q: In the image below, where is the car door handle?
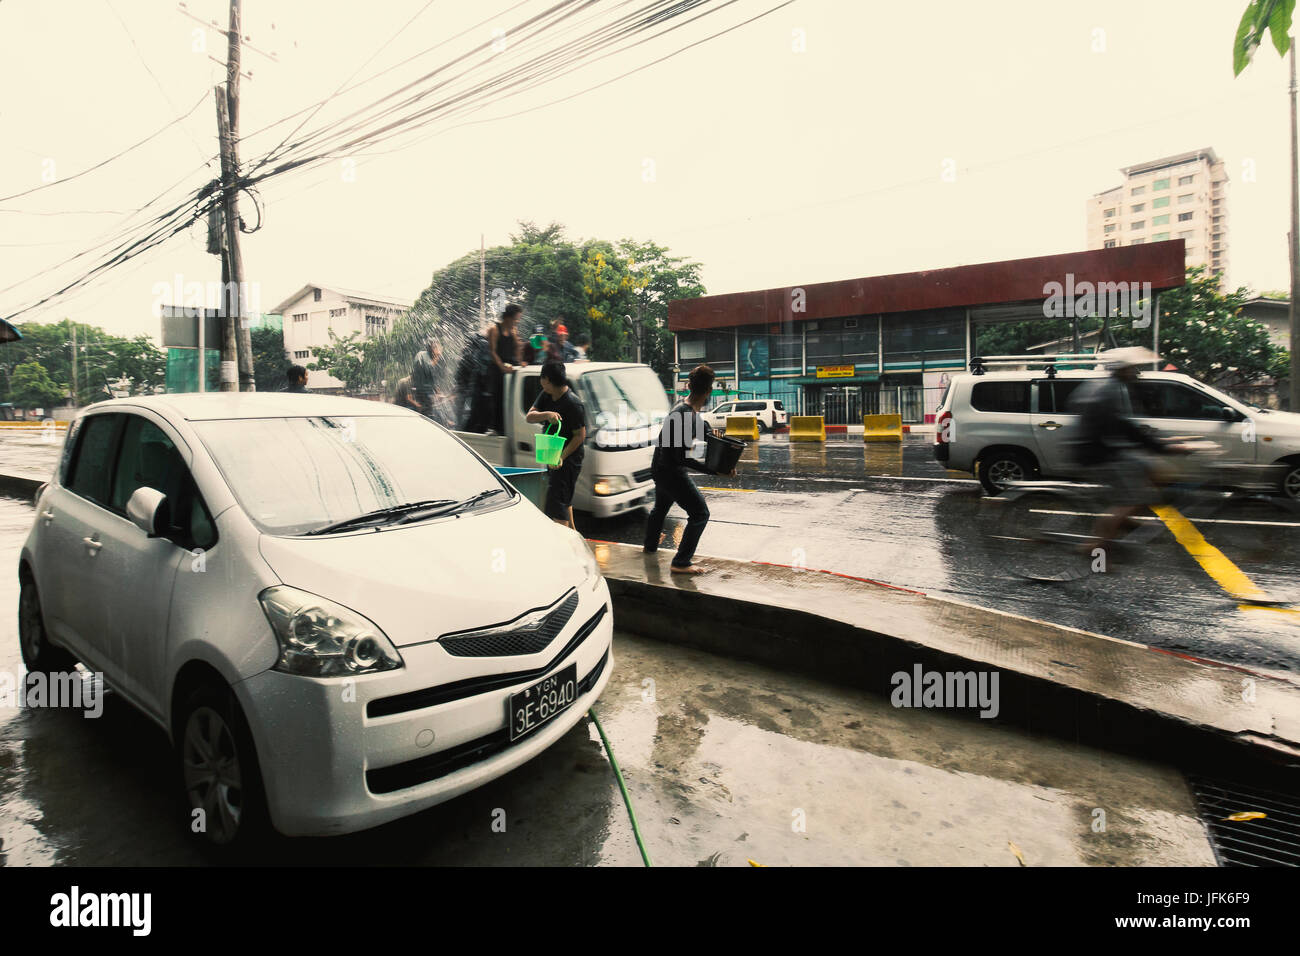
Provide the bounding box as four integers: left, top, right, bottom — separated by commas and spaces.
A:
42, 509, 54, 524
517, 441, 531, 452
82, 536, 103, 554
1037, 421, 1061, 430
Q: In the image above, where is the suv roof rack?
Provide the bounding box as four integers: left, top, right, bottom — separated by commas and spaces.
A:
969, 353, 1103, 378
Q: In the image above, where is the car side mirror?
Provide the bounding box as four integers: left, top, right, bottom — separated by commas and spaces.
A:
1221, 406, 1240, 423
126, 486, 169, 537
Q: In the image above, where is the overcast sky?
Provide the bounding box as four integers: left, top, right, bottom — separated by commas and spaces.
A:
2, 0, 1295, 342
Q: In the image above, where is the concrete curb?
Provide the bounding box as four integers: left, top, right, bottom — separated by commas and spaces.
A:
590, 540, 1300, 778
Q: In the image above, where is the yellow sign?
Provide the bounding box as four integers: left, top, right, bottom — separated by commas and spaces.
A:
816, 365, 855, 378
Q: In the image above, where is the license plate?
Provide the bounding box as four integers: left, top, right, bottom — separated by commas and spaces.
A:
508, 663, 578, 742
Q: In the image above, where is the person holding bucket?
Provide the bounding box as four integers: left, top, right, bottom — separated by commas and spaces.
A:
643, 364, 737, 575
525, 361, 587, 529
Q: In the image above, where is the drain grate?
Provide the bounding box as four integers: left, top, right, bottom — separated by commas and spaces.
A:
1186, 775, 1300, 867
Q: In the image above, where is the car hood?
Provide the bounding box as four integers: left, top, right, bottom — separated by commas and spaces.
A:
257, 503, 585, 647
1254, 409, 1300, 436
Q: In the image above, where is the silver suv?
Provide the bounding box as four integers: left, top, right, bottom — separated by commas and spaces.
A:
934, 358, 1300, 499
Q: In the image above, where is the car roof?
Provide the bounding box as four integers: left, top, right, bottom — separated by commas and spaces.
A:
83, 392, 410, 422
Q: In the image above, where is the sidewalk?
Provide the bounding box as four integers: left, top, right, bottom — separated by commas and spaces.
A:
590, 540, 1300, 773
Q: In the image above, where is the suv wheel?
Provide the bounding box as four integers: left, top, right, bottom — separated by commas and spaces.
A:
757, 418, 768, 433
18, 575, 77, 677
177, 684, 269, 851
1282, 461, 1300, 501
976, 450, 1035, 495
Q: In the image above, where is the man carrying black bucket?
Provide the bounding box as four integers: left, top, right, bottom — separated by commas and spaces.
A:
644, 364, 738, 575
525, 361, 586, 530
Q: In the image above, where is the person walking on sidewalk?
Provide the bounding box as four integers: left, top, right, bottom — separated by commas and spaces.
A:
643, 364, 734, 575
525, 360, 586, 529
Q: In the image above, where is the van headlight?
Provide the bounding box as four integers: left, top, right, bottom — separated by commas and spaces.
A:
567, 532, 602, 590
259, 586, 404, 677
592, 475, 630, 496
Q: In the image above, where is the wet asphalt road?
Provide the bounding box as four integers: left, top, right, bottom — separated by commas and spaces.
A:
0, 491, 1210, 865
577, 436, 1300, 680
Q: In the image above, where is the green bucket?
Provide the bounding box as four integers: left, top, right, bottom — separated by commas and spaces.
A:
529, 332, 548, 350
534, 420, 566, 466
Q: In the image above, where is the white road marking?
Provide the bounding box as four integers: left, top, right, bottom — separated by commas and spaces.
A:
1030, 508, 1300, 529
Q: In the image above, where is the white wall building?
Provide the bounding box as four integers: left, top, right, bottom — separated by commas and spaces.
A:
270, 283, 411, 391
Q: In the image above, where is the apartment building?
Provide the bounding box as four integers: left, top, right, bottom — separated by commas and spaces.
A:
271, 283, 411, 391
1086, 148, 1228, 281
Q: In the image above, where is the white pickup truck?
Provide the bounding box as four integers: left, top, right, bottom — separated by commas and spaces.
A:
454, 361, 669, 518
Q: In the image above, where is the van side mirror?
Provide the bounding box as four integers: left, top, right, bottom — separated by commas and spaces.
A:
126, 486, 169, 537
1221, 406, 1240, 423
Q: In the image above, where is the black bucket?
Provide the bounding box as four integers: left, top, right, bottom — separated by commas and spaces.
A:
705, 432, 745, 473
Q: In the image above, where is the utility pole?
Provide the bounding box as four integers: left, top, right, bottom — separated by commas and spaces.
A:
215, 0, 255, 391
1290, 38, 1299, 412
479, 234, 486, 328
70, 320, 78, 407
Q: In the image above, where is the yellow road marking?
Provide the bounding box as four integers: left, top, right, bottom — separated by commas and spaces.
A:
1150, 504, 1271, 602
1238, 604, 1300, 615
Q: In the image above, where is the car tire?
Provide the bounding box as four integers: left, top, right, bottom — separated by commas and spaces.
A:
177, 683, 270, 853
757, 419, 768, 433
976, 450, 1035, 496
1281, 461, 1300, 502
18, 574, 77, 677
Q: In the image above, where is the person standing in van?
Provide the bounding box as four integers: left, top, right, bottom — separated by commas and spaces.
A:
643, 364, 734, 574
486, 304, 521, 434
525, 361, 586, 529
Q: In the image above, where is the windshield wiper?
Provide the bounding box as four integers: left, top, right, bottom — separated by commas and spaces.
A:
303, 499, 458, 535
395, 487, 509, 523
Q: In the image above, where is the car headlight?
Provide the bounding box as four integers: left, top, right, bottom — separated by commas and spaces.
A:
259, 586, 404, 677
567, 531, 602, 590
592, 475, 631, 496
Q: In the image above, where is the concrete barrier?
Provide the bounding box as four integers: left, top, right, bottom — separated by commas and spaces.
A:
724, 416, 760, 441
863, 413, 903, 443
787, 416, 826, 442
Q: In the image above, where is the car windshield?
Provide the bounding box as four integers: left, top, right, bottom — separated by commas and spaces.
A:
195, 415, 512, 535
578, 367, 670, 442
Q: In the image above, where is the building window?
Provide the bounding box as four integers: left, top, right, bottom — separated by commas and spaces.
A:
313, 289, 322, 302
1103, 223, 1117, 234
1103, 207, 1116, 217
1152, 196, 1170, 208
1130, 238, 1145, 244
1178, 193, 1194, 204
294, 350, 310, 359
293, 312, 308, 322
1185, 247, 1196, 257
1130, 203, 1145, 213
1152, 232, 1170, 241
1178, 211, 1194, 222
1130, 221, 1144, 230
1178, 230, 1193, 239
1153, 178, 1170, 190
1103, 239, 1117, 248
882, 309, 963, 370
1131, 185, 1146, 196
1178, 174, 1194, 186
1152, 214, 1169, 226
365, 314, 387, 336
329, 308, 347, 318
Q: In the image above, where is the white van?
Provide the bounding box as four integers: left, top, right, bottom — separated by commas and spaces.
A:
456, 362, 669, 518
935, 357, 1300, 499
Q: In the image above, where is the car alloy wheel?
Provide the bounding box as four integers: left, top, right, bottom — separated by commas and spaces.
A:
1284, 463, 1300, 501
182, 705, 245, 845
987, 458, 1025, 487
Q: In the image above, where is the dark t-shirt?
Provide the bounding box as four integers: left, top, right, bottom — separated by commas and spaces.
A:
531, 387, 586, 465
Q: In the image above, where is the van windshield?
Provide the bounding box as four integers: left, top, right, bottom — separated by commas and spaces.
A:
578, 367, 671, 446
195, 415, 511, 535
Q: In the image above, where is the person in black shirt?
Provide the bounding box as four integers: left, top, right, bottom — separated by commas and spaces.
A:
281, 365, 309, 393
644, 364, 734, 574
525, 361, 586, 529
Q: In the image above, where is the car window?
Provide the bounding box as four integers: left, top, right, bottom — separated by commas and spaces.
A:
774, 401, 784, 411
111, 415, 217, 549
519, 375, 541, 415
736, 402, 764, 412
1036, 379, 1086, 414
970, 381, 1030, 413
66, 414, 122, 506
1131, 382, 1228, 420
713, 403, 733, 414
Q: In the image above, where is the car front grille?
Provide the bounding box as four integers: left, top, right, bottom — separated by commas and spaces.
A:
633, 468, 653, 485
365, 648, 610, 794
367, 604, 608, 719
439, 590, 579, 658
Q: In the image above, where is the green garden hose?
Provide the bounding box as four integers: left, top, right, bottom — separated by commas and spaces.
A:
588, 707, 653, 867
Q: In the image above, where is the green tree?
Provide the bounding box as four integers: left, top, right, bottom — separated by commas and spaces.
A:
9, 360, 64, 412
1155, 266, 1285, 387
308, 329, 371, 392
251, 325, 289, 391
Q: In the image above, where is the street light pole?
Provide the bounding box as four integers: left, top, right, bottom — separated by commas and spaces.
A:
1289, 37, 1299, 411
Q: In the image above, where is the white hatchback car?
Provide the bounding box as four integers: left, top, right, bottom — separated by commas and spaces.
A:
18, 393, 613, 847
701, 399, 788, 432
